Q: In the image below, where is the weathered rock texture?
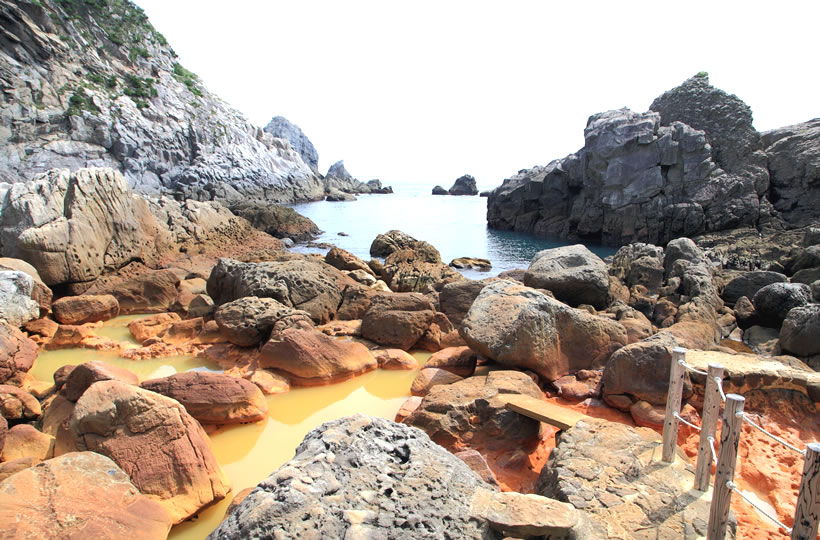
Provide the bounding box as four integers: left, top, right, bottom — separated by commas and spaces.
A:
487, 74, 818, 246
0, 0, 323, 204
64, 380, 231, 524
524, 244, 609, 308
0, 451, 173, 539
460, 280, 627, 381
536, 418, 732, 538
140, 371, 268, 425
263, 116, 319, 172
449, 174, 479, 195
0, 321, 37, 385
0, 270, 40, 326
208, 414, 518, 539
1, 168, 266, 290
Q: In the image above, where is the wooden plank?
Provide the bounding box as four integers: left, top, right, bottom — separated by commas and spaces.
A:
662, 347, 687, 463
500, 393, 588, 431
694, 363, 725, 491
792, 442, 820, 540
707, 394, 745, 540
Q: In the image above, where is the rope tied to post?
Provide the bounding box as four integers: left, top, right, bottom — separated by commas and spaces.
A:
707, 435, 718, 465
673, 411, 701, 431
677, 357, 708, 376
726, 480, 794, 534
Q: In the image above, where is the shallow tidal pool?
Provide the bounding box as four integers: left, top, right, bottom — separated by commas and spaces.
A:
30, 316, 427, 539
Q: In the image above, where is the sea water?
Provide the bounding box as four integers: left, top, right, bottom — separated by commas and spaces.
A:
289, 183, 616, 277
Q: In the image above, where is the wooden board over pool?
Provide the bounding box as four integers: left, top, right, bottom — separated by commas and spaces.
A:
500, 394, 590, 431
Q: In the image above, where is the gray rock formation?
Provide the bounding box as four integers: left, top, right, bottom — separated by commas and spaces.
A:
208, 414, 495, 539
0, 0, 323, 204
263, 116, 319, 172
486, 74, 814, 246
0, 168, 256, 290
524, 244, 609, 308
449, 174, 478, 195
324, 160, 370, 194
762, 119, 820, 227
432, 185, 448, 195
0, 271, 39, 327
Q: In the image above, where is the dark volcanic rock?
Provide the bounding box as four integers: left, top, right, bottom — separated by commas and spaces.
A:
487, 75, 780, 246
263, 116, 319, 172
228, 204, 320, 241
449, 174, 479, 195
432, 185, 448, 195
324, 161, 370, 194
721, 270, 788, 306
208, 415, 497, 539
752, 282, 812, 327
761, 118, 820, 227
779, 305, 820, 357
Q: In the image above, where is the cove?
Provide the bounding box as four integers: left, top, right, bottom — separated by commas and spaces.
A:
31, 316, 429, 540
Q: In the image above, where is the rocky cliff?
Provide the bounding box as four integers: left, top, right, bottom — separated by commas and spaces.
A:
263, 115, 319, 173
487, 74, 818, 246
0, 0, 324, 203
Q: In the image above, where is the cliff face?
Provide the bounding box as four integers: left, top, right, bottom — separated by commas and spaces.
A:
0, 0, 324, 203
487, 74, 817, 246
263, 116, 319, 173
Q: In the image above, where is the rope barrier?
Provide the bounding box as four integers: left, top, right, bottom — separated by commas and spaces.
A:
678, 358, 708, 376
715, 376, 727, 403
726, 481, 793, 534
739, 412, 807, 456
707, 435, 718, 465
674, 411, 702, 431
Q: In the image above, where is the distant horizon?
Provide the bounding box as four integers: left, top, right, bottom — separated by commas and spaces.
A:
135, 1, 819, 189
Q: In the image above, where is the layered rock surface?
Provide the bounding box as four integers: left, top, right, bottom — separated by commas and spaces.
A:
487, 74, 818, 246
0, 0, 323, 204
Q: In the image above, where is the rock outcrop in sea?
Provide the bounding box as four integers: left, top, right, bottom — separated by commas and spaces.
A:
263, 115, 319, 172
0, 0, 323, 204
487, 73, 819, 246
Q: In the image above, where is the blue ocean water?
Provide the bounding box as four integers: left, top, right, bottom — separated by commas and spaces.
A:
289, 183, 616, 279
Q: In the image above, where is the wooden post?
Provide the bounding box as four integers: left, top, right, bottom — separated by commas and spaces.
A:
662, 346, 687, 463
694, 363, 725, 491
707, 394, 745, 540
792, 442, 820, 540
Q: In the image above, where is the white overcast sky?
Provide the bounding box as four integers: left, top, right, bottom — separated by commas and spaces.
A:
135, 0, 818, 190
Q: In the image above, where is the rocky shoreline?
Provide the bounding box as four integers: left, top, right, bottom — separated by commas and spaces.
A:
0, 165, 818, 536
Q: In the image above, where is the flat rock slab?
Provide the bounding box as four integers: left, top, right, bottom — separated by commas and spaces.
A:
470, 488, 578, 537
500, 393, 589, 431
537, 418, 735, 539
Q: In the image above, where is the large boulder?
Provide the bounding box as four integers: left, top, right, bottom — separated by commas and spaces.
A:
63, 380, 231, 524
524, 244, 609, 308
460, 280, 627, 381
227, 203, 320, 241
439, 278, 493, 327
601, 332, 692, 407
209, 414, 572, 539
721, 271, 788, 305
0, 452, 173, 539
1, 424, 54, 462
214, 296, 309, 347
381, 242, 463, 293
324, 246, 373, 275
141, 372, 268, 425
61, 361, 139, 402
779, 305, 820, 357
84, 269, 181, 314
536, 418, 728, 538
609, 243, 665, 294
360, 292, 436, 350
207, 257, 350, 324
761, 118, 820, 227
449, 174, 479, 195
0, 320, 37, 384
0, 169, 157, 289
0, 270, 40, 327
752, 282, 812, 327
405, 371, 542, 451
260, 323, 377, 385
369, 230, 418, 258
51, 294, 119, 325
0, 384, 41, 420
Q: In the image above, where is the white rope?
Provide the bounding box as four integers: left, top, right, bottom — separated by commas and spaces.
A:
715, 376, 727, 402
707, 436, 718, 465
674, 411, 702, 431
678, 358, 708, 376
740, 412, 807, 456
726, 481, 793, 534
